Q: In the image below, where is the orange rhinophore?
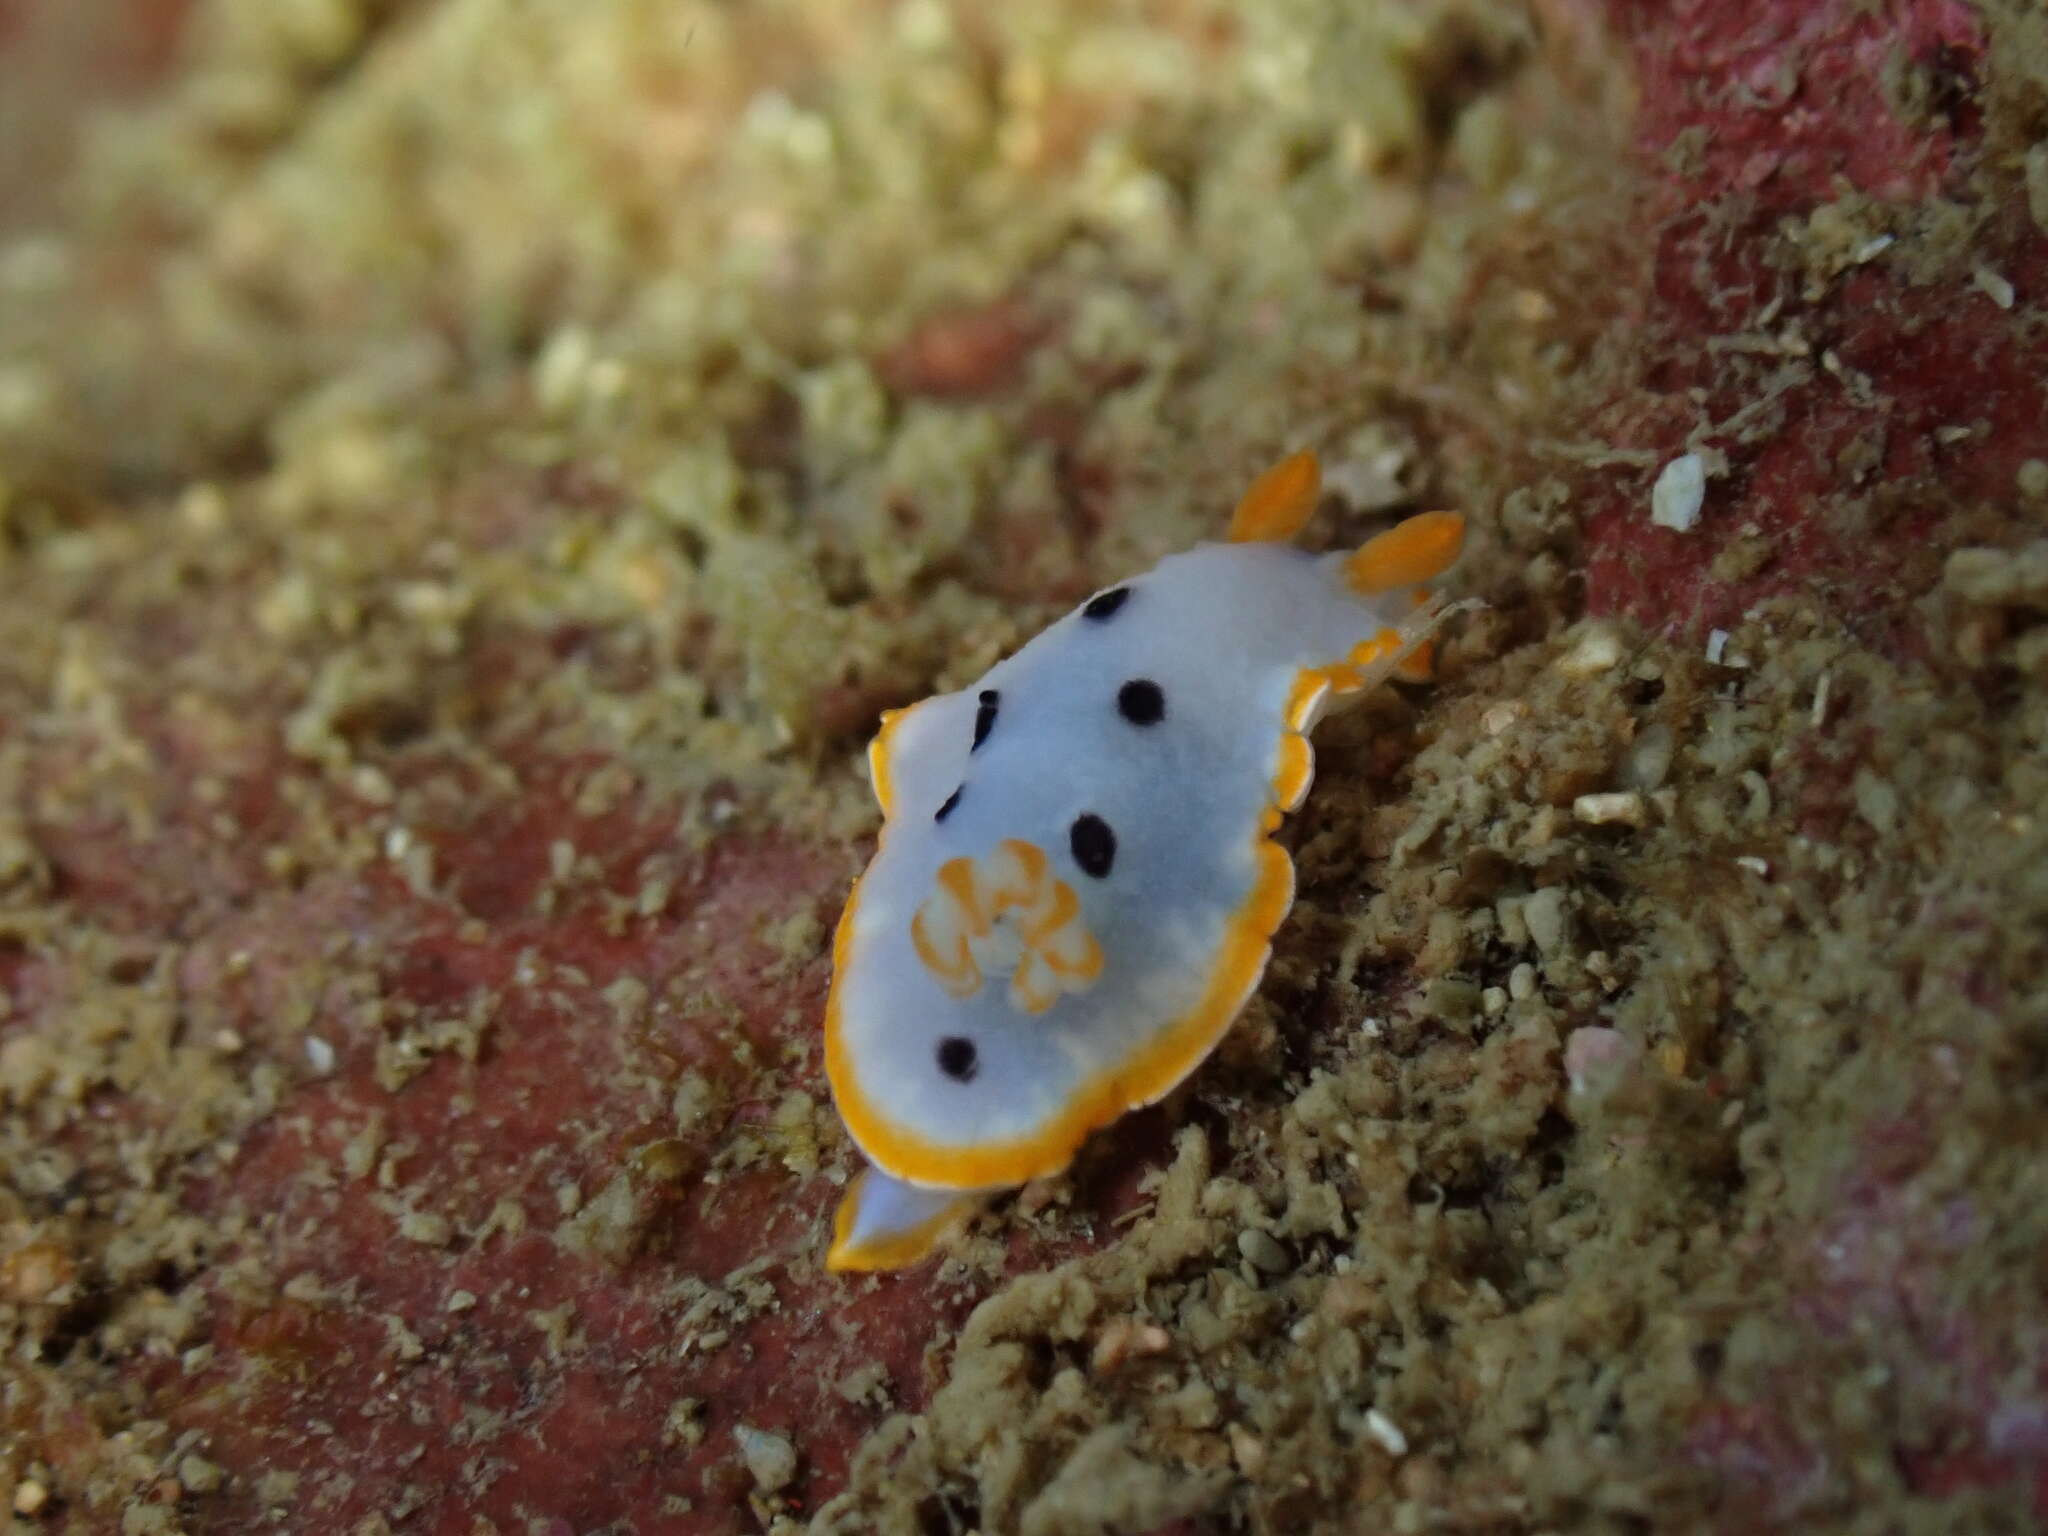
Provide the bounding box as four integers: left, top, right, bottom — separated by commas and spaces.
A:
1344, 509, 1466, 595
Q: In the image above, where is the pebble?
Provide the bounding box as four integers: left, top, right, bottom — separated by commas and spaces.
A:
1556, 623, 1624, 678
1573, 791, 1646, 827
1481, 700, 1525, 735
178, 1456, 224, 1495
1521, 887, 1571, 956
1237, 1228, 1290, 1275
1622, 722, 1674, 791
1090, 1318, 1170, 1374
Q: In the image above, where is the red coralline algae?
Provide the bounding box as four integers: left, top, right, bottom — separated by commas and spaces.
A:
117, 802, 1043, 1530
878, 296, 1052, 402
1685, 1107, 2048, 1523
1611, 0, 1984, 206
1575, 0, 2047, 645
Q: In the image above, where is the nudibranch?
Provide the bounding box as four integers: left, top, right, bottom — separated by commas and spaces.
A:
824, 450, 1466, 1271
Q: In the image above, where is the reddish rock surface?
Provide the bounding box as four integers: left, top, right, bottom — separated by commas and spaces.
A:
1577, 0, 2047, 645
1564, 5, 2048, 1516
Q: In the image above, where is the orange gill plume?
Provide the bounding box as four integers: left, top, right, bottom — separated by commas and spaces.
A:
909, 839, 1103, 1014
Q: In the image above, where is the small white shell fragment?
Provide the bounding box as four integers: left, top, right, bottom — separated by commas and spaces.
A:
1091, 1318, 1171, 1374
1573, 790, 1646, 827
1481, 700, 1525, 735
733, 1424, 798, 1493
1973, 265, 2015, 310
1651, 453, 1707, 532
1229, 1424, 1267, 1476
1705, 628, 1730, 664
1557, 623, 1624, 678
1521, 887, 1571, 956
1365, 1407, 1410, 1456
549, 838, 577, 882
305, 1035, 336, 1075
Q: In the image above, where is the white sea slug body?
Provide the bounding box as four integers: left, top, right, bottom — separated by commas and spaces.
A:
824, 451, 1466, 1270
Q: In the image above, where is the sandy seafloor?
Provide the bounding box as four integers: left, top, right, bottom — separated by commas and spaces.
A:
2, 1, 2047, 1532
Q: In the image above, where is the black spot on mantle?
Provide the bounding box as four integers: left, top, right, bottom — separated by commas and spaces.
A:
1117, 678, 1165, 726
936, 1036, 979, 1082
1069, 813, 1116, 878
1082, 587, 1130, 621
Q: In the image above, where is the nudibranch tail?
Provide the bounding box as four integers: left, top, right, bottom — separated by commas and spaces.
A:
1227, 448, 1322, 543
1344, 509, 1466, 595
827, 1166, 990, 1272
